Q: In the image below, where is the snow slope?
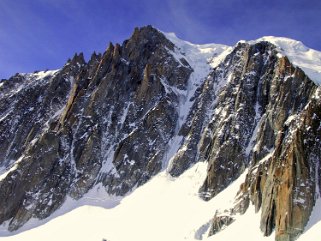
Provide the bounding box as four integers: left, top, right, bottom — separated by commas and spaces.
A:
0, 162, 247, 241
165, 32, 321, 87
1, 161, 320, 241
249, 36, 321, 86
161, 32, 232, 169
162, 31, 231, 129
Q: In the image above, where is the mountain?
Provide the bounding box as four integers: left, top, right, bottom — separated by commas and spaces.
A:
0, 25, 320, 241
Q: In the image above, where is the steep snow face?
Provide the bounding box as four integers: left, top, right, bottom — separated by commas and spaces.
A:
163, 32, 232, 70
163, 32, 231, 127
248, 36, 321, 86
161, 32, 232, 170
164, 33, 321, 86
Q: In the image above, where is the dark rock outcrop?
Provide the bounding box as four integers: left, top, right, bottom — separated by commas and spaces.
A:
208, 211, 235, 236
0, 25, 192, 231
0, 26, 320, 241
239, 85, 321, 241
200, 43, 320, 241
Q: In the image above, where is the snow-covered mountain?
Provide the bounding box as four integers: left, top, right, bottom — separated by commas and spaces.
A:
0, 26, 320, 241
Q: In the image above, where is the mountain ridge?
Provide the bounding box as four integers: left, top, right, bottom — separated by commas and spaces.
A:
0, 25, 320, 241
3, 29, 321, 86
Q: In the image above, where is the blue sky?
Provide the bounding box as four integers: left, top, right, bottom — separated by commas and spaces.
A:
1, 0, 321, 79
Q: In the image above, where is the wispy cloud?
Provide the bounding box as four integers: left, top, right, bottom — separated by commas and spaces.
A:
167, 0, 211, 43
0, 0, 320, 79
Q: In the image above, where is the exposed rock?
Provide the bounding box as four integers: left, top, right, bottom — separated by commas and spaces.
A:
0, 25, 192, 230
0, 26, 320, 241
208, 211, 235, 236
198, 42, 281, 200
212, 56, 320, 241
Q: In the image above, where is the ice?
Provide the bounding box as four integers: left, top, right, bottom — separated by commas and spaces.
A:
245, 101, 262, 156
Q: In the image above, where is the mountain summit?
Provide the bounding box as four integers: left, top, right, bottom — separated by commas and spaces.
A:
0, 26, 320, 241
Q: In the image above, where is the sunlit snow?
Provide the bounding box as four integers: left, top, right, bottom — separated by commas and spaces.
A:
250, 36, 321, 86
161, 31, 232, 170
0, 162, 245, 241
1, 160, 319, 241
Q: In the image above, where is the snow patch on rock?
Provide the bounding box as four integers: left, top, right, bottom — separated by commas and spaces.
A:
250, 36, 321, 86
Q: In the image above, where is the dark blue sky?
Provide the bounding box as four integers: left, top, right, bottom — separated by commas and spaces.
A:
1, 0, 321, 79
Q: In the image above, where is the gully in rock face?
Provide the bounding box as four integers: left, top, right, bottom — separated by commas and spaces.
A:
0, 26, 320, 241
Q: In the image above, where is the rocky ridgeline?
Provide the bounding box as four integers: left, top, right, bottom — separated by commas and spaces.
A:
0, 26, 193, 231
0, 26, 320, 241
205, 44, 320, 241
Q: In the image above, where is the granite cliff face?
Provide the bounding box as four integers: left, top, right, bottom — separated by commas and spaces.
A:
203, 44, 320, 241
0, 26, 320, 241
0, 26, 194, 230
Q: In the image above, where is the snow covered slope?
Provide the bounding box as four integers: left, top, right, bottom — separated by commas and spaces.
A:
249, 36, 321, 85
163, 32, 232, 70
165, 32, 321, 86
162, 31, 231, 127
160, 32, 232, 170
1, 162, 319, 241
0, 163, 255, 241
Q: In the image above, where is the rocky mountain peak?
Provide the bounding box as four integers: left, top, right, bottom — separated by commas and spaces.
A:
68, 52, 86, 66
130, 25, 174, 48
0, 26, 320, 241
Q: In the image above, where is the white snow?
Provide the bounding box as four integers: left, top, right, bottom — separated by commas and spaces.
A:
1, 69, 60, 100
299, 197, 321, 241
0, 162, 246, 241
207, 205, 274, 241
161, 32, 231, 169
32, 70, 59, 80
285, 114, 298, 126
0, 155, 24, 181
245, 101, 262, 156
0, 111, 12, 123
118, 102, 130, 128
1, 155, 320, 241
249, 36, 321, 86
160, 77, 186, 96
1, 33, 321, 241
163, 31, 231, 128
